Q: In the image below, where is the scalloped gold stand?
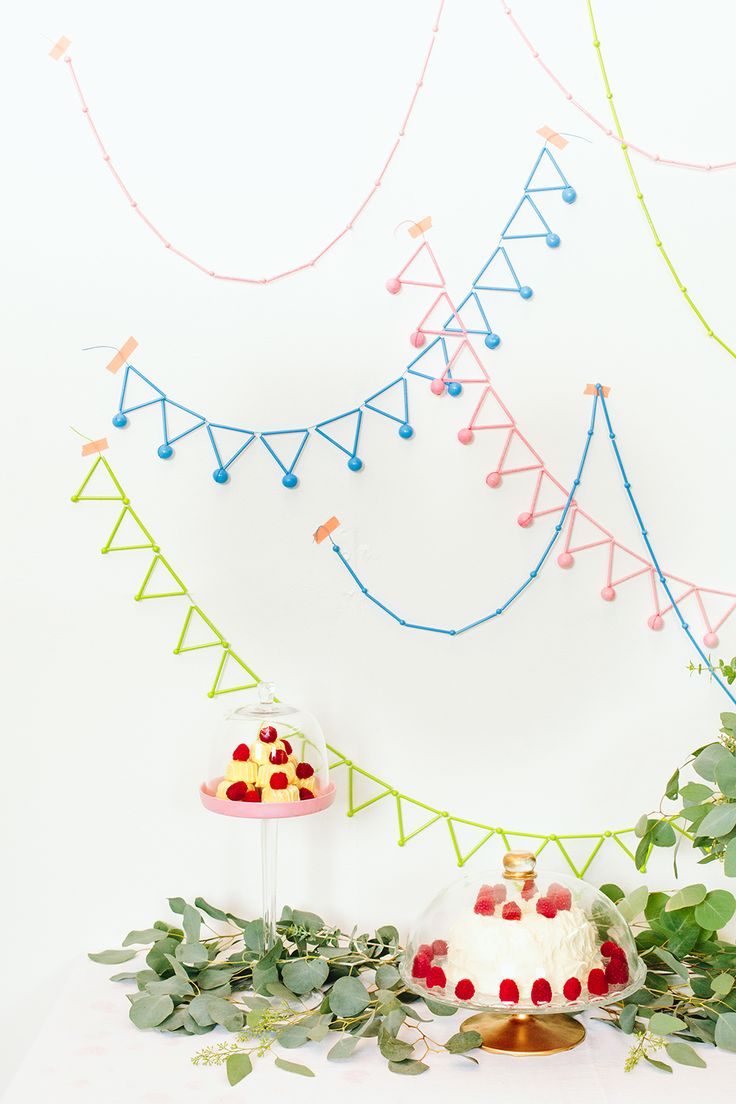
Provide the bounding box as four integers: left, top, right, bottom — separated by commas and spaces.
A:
460, 1011, 586, 1056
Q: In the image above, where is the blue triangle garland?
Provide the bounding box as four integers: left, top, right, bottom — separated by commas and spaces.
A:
158, 398, 206, 459
206, 423, 256, 484
315, 409, 364, 470
472, 245, 532, 298
260, 429, 310, 488
524, 146, 572, 194
364, 378, 412, 436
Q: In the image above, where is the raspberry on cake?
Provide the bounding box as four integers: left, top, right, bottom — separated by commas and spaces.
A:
531, 978, 552, 1005
298, 788, 315, 800
455, 978, 475, 1000
563, 977, 582, 1001
232, 743, 250, 761
605, 957, 629, 985
418, 943, 434, 959
269, 749, 288, 765
502, 902, 522, 920
432, 939, 448, 957
295, 762, 314, 779
521, 878, 537, 900
491, 884, 507, 904
601, 940, 625, 959
412, 953, 431, 979
225, 781, 250, 801
536, 897, 558, 919
426, 966, 446, 989
474, 896, 494, 916
547, 883, 572, 911
587, 968, 608, 996
499, 979, 519, 1003
259, 725, 278, 743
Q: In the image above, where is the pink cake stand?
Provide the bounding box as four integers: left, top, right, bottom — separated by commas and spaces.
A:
199, 779, 336, 947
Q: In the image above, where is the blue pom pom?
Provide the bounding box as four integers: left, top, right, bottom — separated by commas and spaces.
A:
213, 468, 229, 484
561, 186, 577, 204
398, 422, 414, 438
112, 412, 128, 428
484, 333, 501, 350
157, 443, 173, 459
282, 472, 298, 488
447, 381, 463, 397
519, 285, 533, 300
545, 232, 561, 248
347, 456, 363, 472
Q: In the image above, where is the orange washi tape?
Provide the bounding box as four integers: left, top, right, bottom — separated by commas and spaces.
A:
408, 216, 433, 239
537, 126, 568, 151
314, 516, 340, 544
584, 384, 611, 397
49, 37, 71, 60
105, 337, 138, 375
81, 437, 110, 457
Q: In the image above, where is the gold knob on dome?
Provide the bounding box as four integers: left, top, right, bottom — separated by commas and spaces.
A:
502, 851, 536, 880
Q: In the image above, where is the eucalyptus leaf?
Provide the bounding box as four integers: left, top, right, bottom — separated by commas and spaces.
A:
327, 1034, 360, 1061
109, 971, 140, 982
329, 976, 371, 1017
123, 929, 167, 947
281, 957, 329, 995
665, 768, 680, 801
423, 997, 457, 1016
697, 804, 736, 839
644, 1056, 672, 1073
715, 754, 736, 798
680, 782, 714, 805
227, 1053, 253, 1086
599, 883, 624, 903
388, 1059, 429, 1076
444, 1030, 482, 1054
175, 942, 208, 966
653, 948, 689, 982
694, 890, 736, 931
291, 910, 325, 932
278, 1025, 310, 1049
145, 976, 194, 998
378, 1030, 414, 1062
197, 966, 238, 990
88, 949, 138, 965
182, 905, 201, 944
618, 885, 649, 922
651, 821, 677, 847
274, 1058, 315, 1077
194, 897, 230, 923
693, 743, 732, 782
187, 994, 215, 1027
129, 994, 174, 1029
648, 1012, 687, 1036
725, 837, 736, 877
619, 1003, 638, 1033
206, 995, 243, 1031
634, 814, 651, 838
665, 884, 707, 912
375, 963, 401, 989
167, 897, 186, 915
711, 973, 735, 996
665, 1041, 706, 1068
714, 1011, 736, 1051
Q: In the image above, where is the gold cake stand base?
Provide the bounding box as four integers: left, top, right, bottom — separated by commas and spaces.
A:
460, 1011, 586, 1056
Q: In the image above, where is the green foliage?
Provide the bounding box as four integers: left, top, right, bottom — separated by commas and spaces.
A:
602, 883, 736, 1073
91, 897, 484, 1085
637, 710, 736, 876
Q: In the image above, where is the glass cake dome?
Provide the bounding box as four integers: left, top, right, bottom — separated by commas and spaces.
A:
199, 682, 335, 819
402, 852, 645, 1020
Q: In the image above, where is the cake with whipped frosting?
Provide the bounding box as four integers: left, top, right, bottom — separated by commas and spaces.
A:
408, 853, 632, 1008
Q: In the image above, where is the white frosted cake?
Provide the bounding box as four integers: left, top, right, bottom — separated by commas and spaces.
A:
445, 890, 602, 1003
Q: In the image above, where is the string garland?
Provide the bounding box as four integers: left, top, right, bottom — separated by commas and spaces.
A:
53, 1, 445, 285
319, 387, 736, 704
103, 144, 577, 486
501, 1, 736, 173
70, 444, 696, 875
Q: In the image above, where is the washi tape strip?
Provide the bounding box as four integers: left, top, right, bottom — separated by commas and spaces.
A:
105, 337, 138, 375
49, 36, 71, 60
81, 437, 109, 456
314, 517, 340, 544
408, 216, 433, 238
536, 125, 567, 150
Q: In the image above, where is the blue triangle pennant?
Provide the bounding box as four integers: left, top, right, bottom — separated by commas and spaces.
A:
315, 409, 364, 471
114, 365, 165, 428
157, 398, 206, 459
206, 422, 256, 484
260, 429, 310, 488
365, 378, 411, 433
500, 194, 559, 247
472, 246, 533, 298
524, 146, 571, 194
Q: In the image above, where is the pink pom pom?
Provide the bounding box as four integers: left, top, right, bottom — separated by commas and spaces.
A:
385, 277, 401, 295
430, 379, 445, 396
647, 614, 664, 631
704, 631, 719, 649
410, 331, 426, 348
557, 551, 574, 569
517, 512, 533, 529
457, 428, 473, 445
601, 586, 616, 602
485, 471, 502, 489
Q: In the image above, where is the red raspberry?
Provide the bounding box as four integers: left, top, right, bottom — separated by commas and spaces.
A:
563, 977, 582, 1001
499, 979, 519, 1003
281, 739, 293, 755
536, 897, 557, 919
605, 957, 629, 985
295, 762, 314, 779
259, 725, 278, 743
269, 772, 288, 790
454, 979, 475, 1001
298, 788, 315, 800
474, 897, 494, 916
426, 966, 446, 989
587, 969, 608, 996
418, 944, 434, 960
502, 902, 522, 920
225, 781, 249, 800
531, 979, 552, 1005
521, 879, 537, 900
243, 789, 261, 802
431, 940, 448, 957
548, 883, 572, 911
600, 940, 625, 959
477, 884, 494, 899
232, 743, 250, 761
411, 953, 431, 979
491, 883, 507, 904
269, 749, 288, 765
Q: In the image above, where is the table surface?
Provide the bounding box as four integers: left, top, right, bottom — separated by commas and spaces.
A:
3, 958, 730, 1104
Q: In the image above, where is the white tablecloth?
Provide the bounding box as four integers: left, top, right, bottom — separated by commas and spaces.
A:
3, 957, 729, 1103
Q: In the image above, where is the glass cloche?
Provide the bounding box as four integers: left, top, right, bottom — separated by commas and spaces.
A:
200, 682, 335, 819
401, 851, 645, 1055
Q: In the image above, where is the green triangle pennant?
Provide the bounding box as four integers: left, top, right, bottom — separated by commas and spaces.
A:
174, 605, 225, 654
101, 505, 156, 554
71, 456, 125, 503
446, 818, 497, 867
396, 796, 443, 846
347, 766, 393, 816
208, 648, 260, 697
134, 554, 188, 601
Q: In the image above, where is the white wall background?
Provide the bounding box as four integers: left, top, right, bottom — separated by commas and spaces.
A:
3, 0, 736, 1091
